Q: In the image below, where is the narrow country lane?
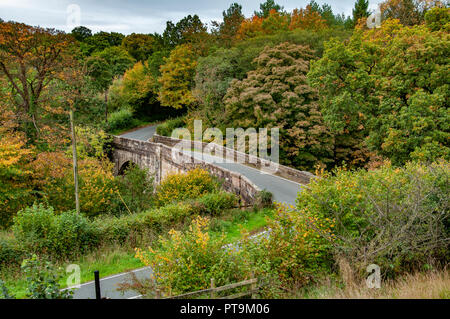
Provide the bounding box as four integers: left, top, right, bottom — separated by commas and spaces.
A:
71, 124, 302, 299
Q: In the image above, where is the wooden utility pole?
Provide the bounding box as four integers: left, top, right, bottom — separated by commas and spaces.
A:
70, 109, 80, 214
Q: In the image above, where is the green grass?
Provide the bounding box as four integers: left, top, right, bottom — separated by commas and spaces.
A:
1, 246, 145, 298
209, 208, 274, 242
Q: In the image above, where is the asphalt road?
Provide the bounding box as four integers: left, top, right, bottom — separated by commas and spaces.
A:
68, 267, 152, 299
120, 124, 157, 141
184, 151, 302, 206
70, 124, 302, 299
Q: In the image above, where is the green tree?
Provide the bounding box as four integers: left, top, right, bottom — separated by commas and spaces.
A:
158, 44, 198, 109
22, 255, 73, 299
212, 3, 245, 47
224, 42, 334, 170
255, 0, 284, 18
122, 33, 155, 61
309, 20, 450, 166
83, 31, 125, 55
86, 46, 135, 120
425, 6, 450, 31
352, 0, 370, 26
71, 26, 92, 42
162, 15, 208, 49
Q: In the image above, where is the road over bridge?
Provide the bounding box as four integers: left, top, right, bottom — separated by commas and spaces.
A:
71, 124, 314, 299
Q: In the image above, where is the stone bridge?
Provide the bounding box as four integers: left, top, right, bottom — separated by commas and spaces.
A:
112, 131, 316, 206
112, 136, 263, 206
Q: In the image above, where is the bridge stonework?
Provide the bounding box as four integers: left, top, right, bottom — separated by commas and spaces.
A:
112, 136, 262, 206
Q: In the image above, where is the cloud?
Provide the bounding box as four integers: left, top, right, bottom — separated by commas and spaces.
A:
0, 0, 385, 35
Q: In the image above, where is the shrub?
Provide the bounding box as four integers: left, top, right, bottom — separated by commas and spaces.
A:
135, 216, 252, 296
156, 168, 219, 206
12, 204, 97, 259
94, 191, 238, 245
67, 126, 112, 161
295, 160, 450, 280
31, 152, 119, 218
106, 107, 134, 132
0, 237, 24, 267
255, 190, 273, 209
156, 116, 186, 137
21, 255, 73, 299
241, 203, 334, 289
113, 163, 154, 215
191, 192, 238, 216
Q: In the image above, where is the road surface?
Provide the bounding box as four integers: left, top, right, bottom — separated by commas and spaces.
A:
71, 124, 302, 299
184, 151, 302, 206
120, 124, 157, 141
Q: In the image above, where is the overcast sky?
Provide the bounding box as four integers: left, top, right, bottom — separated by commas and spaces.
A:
0, 0, 385, 34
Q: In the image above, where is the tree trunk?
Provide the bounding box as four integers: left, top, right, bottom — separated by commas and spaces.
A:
70, 109, 80, 214
105, 90, 108, 123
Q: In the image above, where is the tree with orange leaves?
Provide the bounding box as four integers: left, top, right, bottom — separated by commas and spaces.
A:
290, 5, 329, 30
0, 95, 34, 227
380, 0, 446, 26
0, 22, 80, 143
235, 15, 265, 40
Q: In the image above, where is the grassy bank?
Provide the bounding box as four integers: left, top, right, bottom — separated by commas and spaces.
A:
1, 207, 273, 298
298, 270, 450, 299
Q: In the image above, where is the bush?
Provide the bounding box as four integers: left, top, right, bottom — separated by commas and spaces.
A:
12, 204, 98, 259
31, 152, 119, 218
156, 168, 220, 206
135, 216, 252, 296
240, 203, 334, 289
113, 163, 154, 215
21, 255, 73, 299
255, 190, 273, 209
106, 107, 135, 132
156, 117, 186, 137
295, 160, 450, 280
0, 237, 24, 267
191, 192, 238, 216
93, 192, 237, 244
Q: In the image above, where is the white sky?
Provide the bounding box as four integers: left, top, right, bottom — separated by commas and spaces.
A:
0, 0, 385, 34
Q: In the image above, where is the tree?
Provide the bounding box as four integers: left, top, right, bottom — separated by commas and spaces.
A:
0, 22, 79, 142
380, 0, 446, 26
122, 33, 155, 61
290, 5, 329, 30
255, 0, 284, 18
425, 6, 450, 31
236, 15, 265, 40
86, 46, 135, 120
352, 0, 370, 26
158, 44, 198, 109
71, 26, 92, 42
224, 43, 334, 170
83, 31, 125, 55
0, 103, 34, 227
262, 9, 290, 33
162, 15, 208, 49
108, 61, 157, 112
309, 20, 450, 166
212, 3, 245, 47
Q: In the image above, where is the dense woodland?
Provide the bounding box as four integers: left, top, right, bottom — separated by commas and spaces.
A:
0, 0, 449, 299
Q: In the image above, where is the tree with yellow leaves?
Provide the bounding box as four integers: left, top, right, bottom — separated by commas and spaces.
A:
0, 104, 34, 227
158, 44, 198, 109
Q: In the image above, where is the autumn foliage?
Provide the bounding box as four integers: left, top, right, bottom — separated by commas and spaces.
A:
224, 42, 334, 170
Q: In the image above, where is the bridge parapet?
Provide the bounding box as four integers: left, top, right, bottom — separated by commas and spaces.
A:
152, 134, 317, 185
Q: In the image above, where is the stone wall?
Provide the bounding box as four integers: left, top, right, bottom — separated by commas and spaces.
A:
152, 134, 317, 185
112, 136, 262, 206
